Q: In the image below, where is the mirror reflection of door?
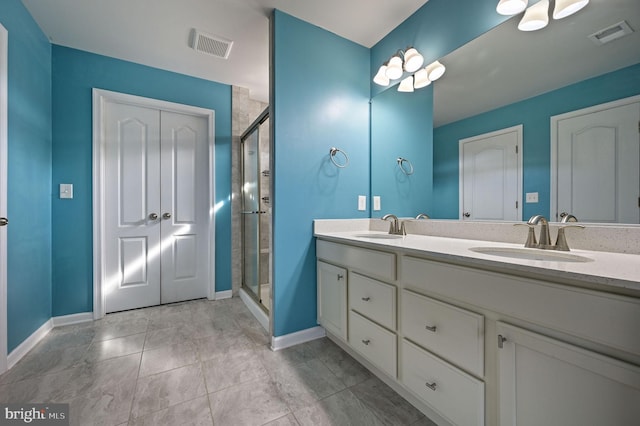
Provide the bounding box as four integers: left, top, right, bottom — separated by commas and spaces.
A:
459, 125, 522, 221
552, 97, 640, 223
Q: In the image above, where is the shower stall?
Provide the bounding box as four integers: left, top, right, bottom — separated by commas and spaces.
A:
240, 108, 271, 313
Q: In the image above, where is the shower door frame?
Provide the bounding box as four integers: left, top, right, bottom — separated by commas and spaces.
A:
240, 108, 270, 312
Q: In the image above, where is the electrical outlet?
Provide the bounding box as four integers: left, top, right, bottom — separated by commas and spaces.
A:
373, 196, 381, 211
358, 195, 367, 211
526, 192, 539, 203
60, 183, 73, 199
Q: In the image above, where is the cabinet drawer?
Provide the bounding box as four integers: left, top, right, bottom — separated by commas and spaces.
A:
349, 310, 397, 378
401, 339, 484, 426
402, 289, 484, 377
402, 255, 640, 357
350, 273, 396, 330
317, 240, 396, 282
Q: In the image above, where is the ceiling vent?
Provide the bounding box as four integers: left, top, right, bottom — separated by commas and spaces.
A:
588, 21, 634, 46
190, 29, 233, 59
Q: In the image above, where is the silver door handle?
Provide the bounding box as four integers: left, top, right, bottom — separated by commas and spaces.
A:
0, 217, 7, 227
148, 213, 158, 221
163, 212, 172, 219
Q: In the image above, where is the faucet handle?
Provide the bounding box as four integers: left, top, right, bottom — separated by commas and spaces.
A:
514, 223, 537, 248
554, 224, 585, 251
399, 221, 407, 236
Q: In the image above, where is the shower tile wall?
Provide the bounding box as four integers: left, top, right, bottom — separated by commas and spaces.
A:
231, 86, 268, 296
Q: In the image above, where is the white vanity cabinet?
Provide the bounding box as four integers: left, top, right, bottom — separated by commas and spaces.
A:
497, 322, 640, 426
317, 260, 347, 340
315, 236, 640, 426
316, 240, 398, 377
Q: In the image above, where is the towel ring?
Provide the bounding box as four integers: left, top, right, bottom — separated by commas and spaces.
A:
329, 147, 350, 168
397, 157, 414, 175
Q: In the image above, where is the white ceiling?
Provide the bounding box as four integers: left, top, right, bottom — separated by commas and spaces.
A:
434, 0, 640, 126
22, 0, 429, 103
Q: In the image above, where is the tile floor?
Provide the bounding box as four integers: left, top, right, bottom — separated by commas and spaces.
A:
0, 298, 436, 426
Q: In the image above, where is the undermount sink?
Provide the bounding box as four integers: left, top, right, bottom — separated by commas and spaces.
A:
353, 233, 405, 240
469, 247, 593, 263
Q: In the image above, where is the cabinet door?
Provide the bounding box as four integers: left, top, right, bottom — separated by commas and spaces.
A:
317, 261, 347, 340
497, 322, 640, 426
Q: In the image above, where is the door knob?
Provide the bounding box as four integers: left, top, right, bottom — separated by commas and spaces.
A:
163, 212, 172, 219
148, 213, 158, 220
0, 217, 7, 227
463, 212, 471, 218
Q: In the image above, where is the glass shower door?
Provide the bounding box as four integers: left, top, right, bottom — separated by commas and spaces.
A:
241, 128, 261, 301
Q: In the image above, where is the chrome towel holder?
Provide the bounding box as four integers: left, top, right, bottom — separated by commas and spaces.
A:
329, 147, 350, 168
397, 157, 414, 175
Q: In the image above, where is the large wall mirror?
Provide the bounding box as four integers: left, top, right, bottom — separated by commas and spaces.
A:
371, 0, 640, 223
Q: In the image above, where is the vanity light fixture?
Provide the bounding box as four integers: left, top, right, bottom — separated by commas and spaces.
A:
413, 68, 432, 89
518, 0, 549, 31
385, 55, 404, 80
496, 0, 528, 15
373, 64, 390, 86
425, 60, 446, 81
499, 0, 589, 32
553, 0, 589, 19
403, 48, 424, 73
373, 47, 444, 92
398, 75, 415, 92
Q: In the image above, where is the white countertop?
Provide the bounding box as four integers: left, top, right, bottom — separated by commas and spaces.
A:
314, 229, 640, 297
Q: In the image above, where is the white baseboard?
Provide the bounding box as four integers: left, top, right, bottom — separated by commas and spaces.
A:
239, 288, 269, 332
215, 290, 232, 300
51, 312, 93, 327
7, 319, 53, 369
271, 326, 326, 351
7, 312, 93, 370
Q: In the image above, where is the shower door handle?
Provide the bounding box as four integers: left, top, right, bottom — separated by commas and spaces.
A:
242, 211, 266, 214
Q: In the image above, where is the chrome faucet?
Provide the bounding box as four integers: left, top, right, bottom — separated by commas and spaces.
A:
382, 214, 406, 235
556, 214, 584, 251
517, 214, 584, 251
527, 214, 553, 248
415, 213, 430, 220
560, 213, 578, 223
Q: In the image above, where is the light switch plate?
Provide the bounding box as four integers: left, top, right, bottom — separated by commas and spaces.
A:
358, 195, 366, 211
60, 183, 73, 199
526, 192, 538, 203
373, 196, 381, 211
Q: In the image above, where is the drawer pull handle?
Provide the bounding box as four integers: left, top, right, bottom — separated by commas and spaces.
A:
362, 339, 371, 346
425, 382, 437, 391
361, 297, 371, 302
337, 274, 344, 280
425, 325, 437, 332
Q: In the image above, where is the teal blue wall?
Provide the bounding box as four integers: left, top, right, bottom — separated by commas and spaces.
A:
433, 62, 640, 219
272, 11, 370, 337
51, 46, 232, 316
0, 0, 53, 352
369, 0, 508, 214
371, 86, 433, 217
370, 0, 507, 98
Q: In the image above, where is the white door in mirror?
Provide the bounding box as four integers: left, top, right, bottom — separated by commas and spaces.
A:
556, 100, 640, 223
460, 125, 522, 221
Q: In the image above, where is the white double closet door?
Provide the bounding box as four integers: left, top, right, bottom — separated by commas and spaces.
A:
103, 100, 210, 313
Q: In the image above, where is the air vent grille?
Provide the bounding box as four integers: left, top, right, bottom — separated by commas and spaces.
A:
588, 21, 634, 46
190, 29, 233, 59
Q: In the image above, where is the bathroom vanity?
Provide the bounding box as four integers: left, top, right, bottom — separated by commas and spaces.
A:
314, 220, 640, 426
